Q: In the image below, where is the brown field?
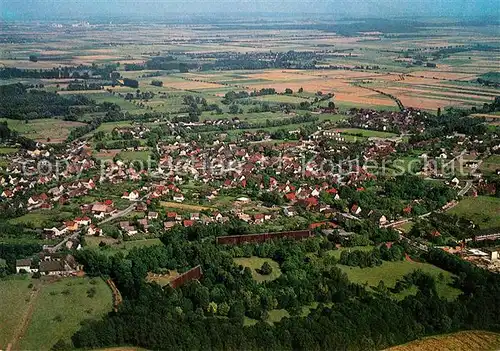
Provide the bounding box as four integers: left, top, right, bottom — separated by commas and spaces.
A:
386, 331, 500, 351
409, 71, 478, 81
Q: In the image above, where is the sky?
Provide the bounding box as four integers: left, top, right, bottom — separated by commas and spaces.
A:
1, 0, 499, 21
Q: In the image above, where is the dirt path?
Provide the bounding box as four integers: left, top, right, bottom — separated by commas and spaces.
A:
8, 281, 42, 351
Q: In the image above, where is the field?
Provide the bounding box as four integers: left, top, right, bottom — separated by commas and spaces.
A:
0, 278, 34, 349
84, 237, 163, 256
117, 150, 152, 163
233, 257, 282, 283
448, 196, 500, 230
8, 210, 73, 227
19, 277, 113, 350
386, 330, 500, 351
160, 201, 213, 212
0, 118, 85, 143
0, 276, 113, 350
338, 259, 461, 301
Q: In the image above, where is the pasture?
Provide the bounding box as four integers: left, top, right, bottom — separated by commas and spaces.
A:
448, 196, 500, 230
19, 277, 113, 350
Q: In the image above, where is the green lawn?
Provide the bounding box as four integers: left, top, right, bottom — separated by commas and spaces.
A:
0, 118, 85, 142
253, 95, 309, 104
448, 196, 500, 230
0, 277, 33, 349
327, 246, 374, 260
19, 277, 113, 350
338, 260, 461, 301
233, 257, 282, 283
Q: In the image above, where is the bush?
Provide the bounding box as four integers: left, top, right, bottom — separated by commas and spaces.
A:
259, 261, 273, 275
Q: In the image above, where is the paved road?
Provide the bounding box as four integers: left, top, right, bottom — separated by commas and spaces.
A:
458, 180, 473, 196
98, 192, 151, 225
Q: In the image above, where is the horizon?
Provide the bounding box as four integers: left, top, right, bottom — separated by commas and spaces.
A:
2, 0, 499, 21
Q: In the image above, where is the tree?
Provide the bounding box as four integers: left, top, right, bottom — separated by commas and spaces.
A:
229, 104, 240, 114
298, 87, 304, 93
29, 55, 38, 62
284, 88, 293, 94
259, 261, 273, 275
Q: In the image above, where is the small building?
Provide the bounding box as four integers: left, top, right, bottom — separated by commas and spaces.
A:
16, 258, 38, 274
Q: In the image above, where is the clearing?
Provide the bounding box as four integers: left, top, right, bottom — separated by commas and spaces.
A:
233, 256, 282, 283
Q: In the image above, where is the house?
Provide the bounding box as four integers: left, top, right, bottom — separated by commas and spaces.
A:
253, 213, 265, 224
16, 258, 37, 274
283, 206, 296, 217
64, 221, 79, 232
87, 225, 102, 236
183, 219, 194, 227
43, 227, 68, 237
122, 190, 140, 201
119, 221, 137, 236
284, 192, 296, 202
167, 212, 180, 221
379, 215, 388, 226
91, 203, 111, 218
164, 221, 177, 230
75, 217, 91, 226
351, 204, 362, 215
1, 189, 13, 198
138, 218, 150, 232
190, 213, 200, 221
173, 193, 185, 203
148, 211, 159, 220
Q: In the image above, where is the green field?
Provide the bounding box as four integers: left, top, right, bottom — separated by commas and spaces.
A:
0, 277, 34, 349
117, 150, 152, 162
233, 256, 282, 283
8, 210, 73, 228
0, 118, 85, 142
253, 95, 309, 103
19, 277, 113, 350
338, 128, 398, 138
0, 147, 18, 154
338, 260, 461, 301
85, 236, 163, 256
448, 196, 500, 230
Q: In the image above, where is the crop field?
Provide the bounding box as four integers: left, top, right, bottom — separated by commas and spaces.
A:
0, 118, 86, 143
233, 256, 282, 283
448, 196, 500, 230
386, 330, 500, 351
338, 259, 461, 301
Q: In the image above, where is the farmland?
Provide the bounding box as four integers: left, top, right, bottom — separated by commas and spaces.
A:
386, 330, 500, 351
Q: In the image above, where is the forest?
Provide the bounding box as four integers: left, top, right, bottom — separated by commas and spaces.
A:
69, 220, 500, 350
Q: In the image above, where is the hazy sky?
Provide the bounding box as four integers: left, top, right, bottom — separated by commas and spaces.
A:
2, 0, 499, 20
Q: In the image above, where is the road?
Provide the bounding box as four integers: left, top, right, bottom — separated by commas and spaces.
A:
49, 231, 80, 252
98, 192, 151, 225
458, 180, 473, 196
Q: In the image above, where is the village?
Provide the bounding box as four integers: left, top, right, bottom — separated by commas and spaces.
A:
1, 105, 499, 276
